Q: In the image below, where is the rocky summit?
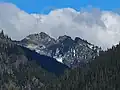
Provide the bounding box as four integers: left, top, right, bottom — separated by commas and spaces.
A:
18, 32, 101, 68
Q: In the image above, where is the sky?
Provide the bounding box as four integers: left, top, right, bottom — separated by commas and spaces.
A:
0, 0, 120, 14
0, 0, 120, 50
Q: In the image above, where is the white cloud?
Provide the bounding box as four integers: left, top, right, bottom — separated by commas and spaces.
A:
0, 2, 120, 50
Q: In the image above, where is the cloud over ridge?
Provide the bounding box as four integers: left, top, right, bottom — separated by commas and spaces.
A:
0, 2, 120, 49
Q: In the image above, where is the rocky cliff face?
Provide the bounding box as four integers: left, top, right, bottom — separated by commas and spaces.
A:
18, 32, 101, 68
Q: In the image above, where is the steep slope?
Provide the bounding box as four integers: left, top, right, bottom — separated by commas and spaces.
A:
44, 42, 120, 90
20, 46, 69, 75
0, 30, 68, 89
19, 32, 101, 68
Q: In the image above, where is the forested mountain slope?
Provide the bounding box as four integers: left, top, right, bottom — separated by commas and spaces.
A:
1, 29, 120, 90
0, 30, 68, 90
44, 43, 120, 90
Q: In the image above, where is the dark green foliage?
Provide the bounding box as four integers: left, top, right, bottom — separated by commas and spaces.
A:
1, 30, 120, 90
43, 43, 120, 90
20, 46, 69, 76
0, 31, 57, 90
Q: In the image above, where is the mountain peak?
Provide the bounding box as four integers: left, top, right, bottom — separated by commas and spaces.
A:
25, 32, 52, 41
39, 32, 50, 38
74, 37, 91, 45
19, 32, 100, 68
57, 35, 73, 42
58, 35, 71, 39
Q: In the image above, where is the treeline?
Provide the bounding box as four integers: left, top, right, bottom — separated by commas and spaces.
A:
0, 31, 56, 90
1, 30, 120, 90
44, 44, 120, 90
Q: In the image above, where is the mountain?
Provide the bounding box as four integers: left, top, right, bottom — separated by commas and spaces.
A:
43, 41, 120, 90
0, 3, 120, 50
0, 30, 68, 89
1, 29, 120, 89
20, 46, 69, 75
18, 32, 101, 68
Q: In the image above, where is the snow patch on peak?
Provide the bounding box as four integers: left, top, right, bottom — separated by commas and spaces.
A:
73, 49, 76, 57
54, 57, 63, 63
26, 44, 38, 50
88, 44, 93, 49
